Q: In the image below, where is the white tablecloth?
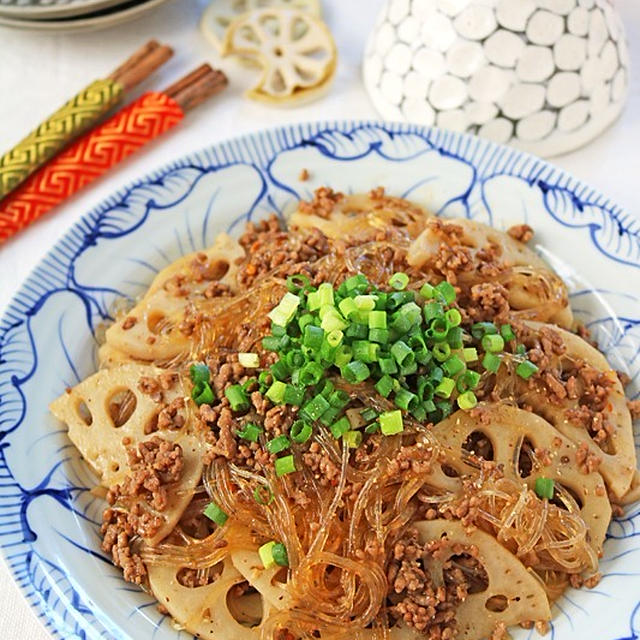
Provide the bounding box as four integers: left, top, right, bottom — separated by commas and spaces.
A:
0, 0, 638, 637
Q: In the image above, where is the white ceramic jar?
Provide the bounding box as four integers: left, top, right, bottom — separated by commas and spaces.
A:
363, 0, 629, 156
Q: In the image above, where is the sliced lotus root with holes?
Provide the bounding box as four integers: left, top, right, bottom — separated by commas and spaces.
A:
50, 364, 203, 545
231, 549, 291, 610
430, 404, 611, 555
289, 192, 433, 242
223, 8, 337, 105
200, 0, 321, 57
104, 234, 244, 363
407, 217, 573, 328
149, 556, 275, 639
516, 321, 636, 499
414, 520, 551, 640
98, 343, 142, 368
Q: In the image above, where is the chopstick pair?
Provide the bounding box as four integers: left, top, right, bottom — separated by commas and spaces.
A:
0, 49, 228, 245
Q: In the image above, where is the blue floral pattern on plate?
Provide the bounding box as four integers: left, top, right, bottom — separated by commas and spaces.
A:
0, 121, 638, 640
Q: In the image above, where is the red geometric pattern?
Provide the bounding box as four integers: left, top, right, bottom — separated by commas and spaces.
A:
0, 92, 184, 244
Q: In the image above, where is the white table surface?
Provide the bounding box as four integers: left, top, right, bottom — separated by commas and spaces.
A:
0, 0, 638, 637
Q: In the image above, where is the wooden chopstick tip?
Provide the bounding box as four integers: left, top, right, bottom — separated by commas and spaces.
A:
164, 64, 228, 112
109, 40, 174, 91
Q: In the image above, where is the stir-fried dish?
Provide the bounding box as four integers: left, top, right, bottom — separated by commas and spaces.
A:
51, 188, 640, 640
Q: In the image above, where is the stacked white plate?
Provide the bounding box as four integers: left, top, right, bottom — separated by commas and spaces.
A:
0, 0, 172, 31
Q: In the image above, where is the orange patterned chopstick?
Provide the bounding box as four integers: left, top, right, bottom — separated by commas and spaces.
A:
0, 65, 227, 245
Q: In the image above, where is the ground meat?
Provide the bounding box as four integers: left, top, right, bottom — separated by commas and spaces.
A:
386, 445, 434, 476
303, 442, 341, 487
204, 282, 232, 298
105, 437, 184, 542
101, 509, 147, 584
507, 224, 534, 244
263, 405, 296, 436
157, 397, 186, 431
177, 564, 222, 587
210, 406, 238, 460
299, 168, 309, 181
137, 376, 163, 403
297, 186, 344, 219
467, 282, 510, 321
575, 442, 602, 474
387, 529, 467, 638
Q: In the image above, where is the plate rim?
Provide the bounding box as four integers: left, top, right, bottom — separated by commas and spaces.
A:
0, 0, 136, 20
0, 119, 638, 640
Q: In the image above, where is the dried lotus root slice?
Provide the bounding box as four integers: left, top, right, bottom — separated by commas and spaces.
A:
223, 8, 337, 105
200, 0, 322, 56
290, 192, 433, 243
149, 557, 274, 639
407, 217, 573, 328
517, 321, 636, 499
430, 404, 611, 556
49, 364, 203, 545
104, 234, 244, 363
98, 343, 143, 368
414, 520, 551, 640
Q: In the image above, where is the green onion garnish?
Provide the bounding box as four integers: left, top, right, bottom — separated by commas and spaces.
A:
535, 477, 555, 500
330, 416, 350, 439
500, 324, 516, 342
379, 409, 403, 435
301, 394, 331, 421
192, 381, 215, 406
190, 363, 210, 384
482, 334, 505, 353
238, 352, 260, 368
236, 422, 262, 442
265, 380, 286, 404
203, 502, 228, 526
435, 281, 456, 304
389, 272, 409, 290
268, 292, 301, 327
343, 430, 363, 448
516, 360, 539, 379
290, 419, 312, 443
266, 435, 290, 454
253, 485, 274, 505
272, 542, 289, 567
457, 391, 478, 410
482, 352, 501, 373
275, 455, 296, 477
225, 384, 249, 412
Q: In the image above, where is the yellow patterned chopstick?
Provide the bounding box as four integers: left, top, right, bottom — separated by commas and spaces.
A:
0, 40, 173, 199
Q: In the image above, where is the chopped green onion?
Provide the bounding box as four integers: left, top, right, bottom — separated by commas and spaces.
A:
290, 419, 312, 443
471, 322, 497, 339
364, 422, 380, 434
378, 356, 398, 375
259, 541, 277, 568
369, 328, 390, 344
321, 308, 347, 332
265, 380, 287, 404
286, 273, 310, 293
318, 282, 334, 307
307, 290, 320, 311
334, 345, 353, 367
432, 342, 451, 362
435, 281, 456, 304
203, 502, 228, 526
445, 308, 462, 327
238, 352, 260, 368
283, 384, 305, 406
516, 344, 527, 355
442, 355, 465, 377
303, 325, 324, 349
482, 352, 501, 373
327, 329, 344, 347
338, 297, 358, 318
423, 301, 444, 322
253, 485, 274, 505
298, 313, 314, 332
354, 295, 377, 312
516, 360, 539, 379
419, 283, 435, 299
343, 430, 363, 448
352, 340, 379, 363
301, 394, 331, 421
482, 333, 505, 353
375, 374, 394, 398
266, 435, 290, 454
275, 455, 296, 477
391, 341, 413, 367
192, 381, 215, 406
457, 391, 478, 410
379, 409, 403, 436
190, 363, 210, 384
270, 360, 290, 381
330, 416, 351, 439
225, 384, 249, 412
446, 326, 464, 349
389, 272, 409, 290
457, 370, 481, 392
236, 422, 262, 442
299, 361, 324, 386
463, 347, 478, 362
262, 335, 284, 351
345, 323, 368, 339
272, 542, 289, 567
344, 274, 369, 292
434, 376, 455, 398
342, 360, 371, 383
268, 292, 301, 327
328, 389, 350, 408
368, 310, 387, 329
395, 387, 418, 411
360, 407, 378, 422
535, 477, 555, 500
500, 324, 516, 342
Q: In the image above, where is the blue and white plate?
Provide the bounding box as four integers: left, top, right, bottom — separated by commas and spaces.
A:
0, 122, 638, 639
